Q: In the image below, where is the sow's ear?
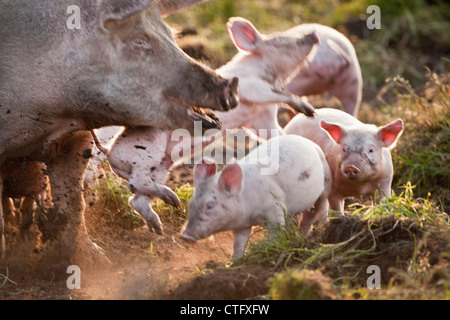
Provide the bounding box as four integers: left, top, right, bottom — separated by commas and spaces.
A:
227, 17, 263, 52
320, 120, 346, 144
218, 163, 243, 195
194, 158, 217, 185
99, 0, 154, 28
377, 119, 404, 149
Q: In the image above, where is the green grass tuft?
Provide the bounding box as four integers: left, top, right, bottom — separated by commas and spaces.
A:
378, 70, 450, 207
239, 184, 449, 299
95, 168, 144, 230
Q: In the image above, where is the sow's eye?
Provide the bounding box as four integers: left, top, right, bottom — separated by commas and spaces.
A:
132, 38, 152, 52
205, 202, 215, 211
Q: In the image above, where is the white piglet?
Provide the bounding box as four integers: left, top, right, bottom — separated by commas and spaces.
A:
284, 108, 404, 213
215, 17, 318, 136
92, 127, 179, 234
284, 24, 363, 116
180, 135, 331, 259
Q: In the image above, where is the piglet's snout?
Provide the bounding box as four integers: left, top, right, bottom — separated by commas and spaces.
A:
343, 165, 360, 180
180, 231, 197, 243
307, 31, 320, 45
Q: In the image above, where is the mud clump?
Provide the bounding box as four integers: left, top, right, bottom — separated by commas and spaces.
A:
167, 266, 272, 300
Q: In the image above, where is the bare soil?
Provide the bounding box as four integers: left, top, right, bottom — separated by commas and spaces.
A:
0, 164, 272, 300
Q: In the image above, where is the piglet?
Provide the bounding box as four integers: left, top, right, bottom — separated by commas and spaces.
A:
1, 159, 50, 233
284, 108, 404, 213
180, 135, 331, 258
215, 17, 319, 136
284, 24, 363, 116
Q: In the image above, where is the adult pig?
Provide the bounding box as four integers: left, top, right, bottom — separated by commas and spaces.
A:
284, 108, 404, 213
181, 135, 331, 258
284, 24, 363, 116
0, 0, 238, 262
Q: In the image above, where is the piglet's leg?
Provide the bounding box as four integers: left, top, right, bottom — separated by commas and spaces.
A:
20, 196, 35, 233
374, 177, 392, 204
300, 193, 329, 235
246, 107, 284, 140
2, 195, 15, 225
127, 170, 181, 209
328, 194, 345, 215
239, 79, 315, 117
232, 227, 252, 259
129, 194, 163, 235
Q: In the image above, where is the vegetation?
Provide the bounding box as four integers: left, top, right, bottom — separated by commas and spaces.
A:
238, 184, 449, 299
95, 166, 144, 230
153, 183, 194, 231
378, 71, 450, 208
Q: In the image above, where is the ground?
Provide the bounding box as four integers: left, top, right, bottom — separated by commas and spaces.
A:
1, 162, 448, 300
0, 165, 271, 300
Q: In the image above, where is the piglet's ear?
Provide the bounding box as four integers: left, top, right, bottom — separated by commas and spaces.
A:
194, 158, 216, 185
320, 120, 345, 144
218, 163, 243, 195
377, 119, 404, 149
227, 17, 262, 52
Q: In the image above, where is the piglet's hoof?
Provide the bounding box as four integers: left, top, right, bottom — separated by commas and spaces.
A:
146, 220, 164, 235
160, 189, 182, 209
293, 98, 315, 117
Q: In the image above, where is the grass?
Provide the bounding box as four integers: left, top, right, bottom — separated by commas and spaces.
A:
377, 70, 450, 208
153, 183, 194, 230
236, 183, 449, 299
94, 167, 144, 230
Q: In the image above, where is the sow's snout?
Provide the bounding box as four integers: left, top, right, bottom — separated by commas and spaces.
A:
220, 77, 239, 111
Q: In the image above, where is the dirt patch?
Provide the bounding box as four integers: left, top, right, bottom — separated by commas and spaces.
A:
0, 164, 235, 300
167, 265, 272, 300
310, 214, 449, 286
0, 206, 237, 300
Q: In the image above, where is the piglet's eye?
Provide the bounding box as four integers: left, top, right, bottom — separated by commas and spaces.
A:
274, 37, 285, 44
206, 202, 215, 210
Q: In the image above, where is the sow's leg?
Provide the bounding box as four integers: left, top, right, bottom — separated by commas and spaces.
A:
40, 131, 109, 270
0, 175, 4, 259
